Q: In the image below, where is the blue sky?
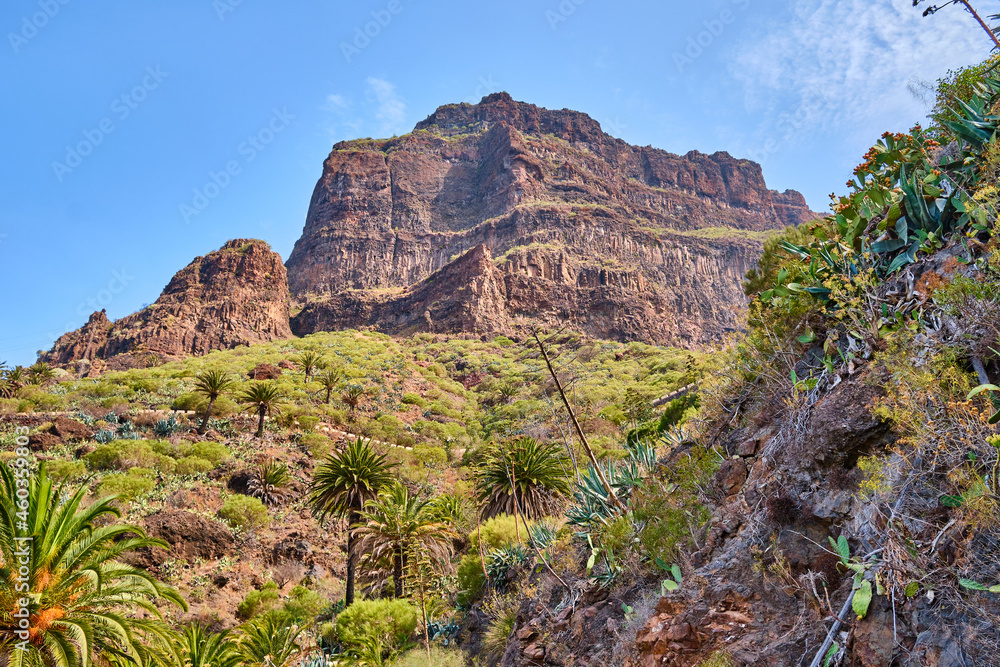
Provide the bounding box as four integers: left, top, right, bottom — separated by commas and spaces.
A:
0, 0, 990, 365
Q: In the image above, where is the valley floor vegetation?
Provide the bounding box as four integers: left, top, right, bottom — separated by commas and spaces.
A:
0, 329, 706, 666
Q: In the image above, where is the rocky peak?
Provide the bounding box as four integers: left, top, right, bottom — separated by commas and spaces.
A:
414, 92, 605, 145
286, 93, 820, 347
42, 239, 292, 372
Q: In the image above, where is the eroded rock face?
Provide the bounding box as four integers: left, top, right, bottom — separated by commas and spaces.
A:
41, 239, 292, 370
285, 92, 818, 347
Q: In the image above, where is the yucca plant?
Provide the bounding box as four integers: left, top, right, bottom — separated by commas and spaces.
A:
246, 458, 291, 507
353, 482, 456, 598
475, 437, 571, 522
192, 369, 236, 435
308, 438, 395, 604
240, 381, 283, 439
169, 623, 242, 667
237, 613, 306, 667
0, 462, 186, 666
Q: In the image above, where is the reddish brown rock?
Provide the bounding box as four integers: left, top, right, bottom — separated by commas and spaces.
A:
715, 458, 748, 496
140, 510, 235, 566
248, 363, 283, 380
286, 92, 820, 348
49, 416, 94, 440
28, 432, 62, 452
42, 240, 292, 369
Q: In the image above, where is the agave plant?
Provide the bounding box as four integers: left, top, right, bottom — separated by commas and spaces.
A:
246, 458, 292, 507
564, 440, 657, 533
485, 543, 528, 590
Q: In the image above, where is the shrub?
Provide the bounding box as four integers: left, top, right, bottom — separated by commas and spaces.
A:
219, 495, 269, 530
401, 393, 427, 408
298, 415, 320, 431
47, 459, 86, 481
394, 647, 466, 667
174, 456, 214, 475
283, 585, 326, 623
336, 599, 418, 654
179, 441, 230, 465
237, 581, 280, 619
86, 441, 159, 471
412, 444, 447, 468
300, 431, 331, 458
171, 392, 203, 411
96, 470, 155, 501
469, 514, 521, 553
457, 553, 486, 607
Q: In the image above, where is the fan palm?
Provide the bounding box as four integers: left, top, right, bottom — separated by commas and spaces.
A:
0, 462, 186, 667
192, 370, 236, 435
1, 365, 25, 399
169, 623, 242, 667
239, 381, 283, 439
295, 350, 324, 383
308, 438, 395, 605
237, 613, 306, 667
354, 483, 456, 598
476, 437, 571, 522
318, 368, 344, 404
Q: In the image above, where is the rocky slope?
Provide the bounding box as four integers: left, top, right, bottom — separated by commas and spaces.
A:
41, 239, 292, 373
285, 92, 818, 347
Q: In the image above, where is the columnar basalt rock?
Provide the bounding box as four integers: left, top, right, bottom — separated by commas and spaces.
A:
285, 92, 818, 346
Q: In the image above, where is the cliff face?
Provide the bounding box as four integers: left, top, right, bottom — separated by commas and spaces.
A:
285, 92, 817, 346
42, 239, 292, 370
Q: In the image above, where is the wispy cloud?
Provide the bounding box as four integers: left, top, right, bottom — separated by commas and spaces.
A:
323, 78, 408, 141
365, 76, 407, 135
730, 0, 991, 143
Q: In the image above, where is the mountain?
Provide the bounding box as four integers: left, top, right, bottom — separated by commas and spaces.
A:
286, 92, 817, 346
41, 239, 292, 373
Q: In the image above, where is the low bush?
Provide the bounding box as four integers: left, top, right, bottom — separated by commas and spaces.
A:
174, 456, 214, 475
47, 459, 86, 481
96, 469, 155, 501
237, 581, 280, 619
336, 598, 418, 655
219, 495, 269, 530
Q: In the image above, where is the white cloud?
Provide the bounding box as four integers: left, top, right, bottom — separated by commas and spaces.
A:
365, 76, 407, 135
730, 0, 992, 144
325, 93, 349, 110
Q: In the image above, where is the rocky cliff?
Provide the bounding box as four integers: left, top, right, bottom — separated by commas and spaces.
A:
285, 92, 817, 346
42, 239, 292, 372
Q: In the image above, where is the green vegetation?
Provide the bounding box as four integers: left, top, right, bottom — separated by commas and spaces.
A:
219, 495, 270, 530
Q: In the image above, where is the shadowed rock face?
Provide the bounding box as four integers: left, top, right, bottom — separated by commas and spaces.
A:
41, 239, 292, 371
285, 92, 818, 347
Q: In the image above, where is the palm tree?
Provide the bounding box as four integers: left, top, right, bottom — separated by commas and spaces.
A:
318, 368, 344, 404
26, 362, 55, 385
1, 365, 24, 399
246, 458, 291, 507
341, 384, 366, 412
476, 437, 572, 524
169, 624, 242, 667
353, 483, 456, 598
295, 350, 325, 383
192, 369, 236, 435
308, 438, 395, 605
0, 462, 186, 666
239, 382, 283, 439
237, 613, 305, 667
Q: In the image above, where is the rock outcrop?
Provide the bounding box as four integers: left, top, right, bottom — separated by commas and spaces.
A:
285, 92, 818, 346
41, 239, 292, 370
